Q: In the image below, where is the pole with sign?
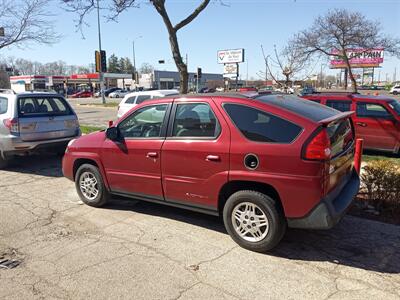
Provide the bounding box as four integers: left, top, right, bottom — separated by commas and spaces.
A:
218, 49, 244, 91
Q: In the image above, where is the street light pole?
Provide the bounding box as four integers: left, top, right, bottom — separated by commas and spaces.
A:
96, 0, 105, 104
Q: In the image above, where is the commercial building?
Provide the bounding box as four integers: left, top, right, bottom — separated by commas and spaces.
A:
10, 73, 132, 93
134, 70, 223, 90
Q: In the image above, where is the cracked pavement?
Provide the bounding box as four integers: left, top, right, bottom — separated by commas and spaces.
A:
1, 155, 400, 299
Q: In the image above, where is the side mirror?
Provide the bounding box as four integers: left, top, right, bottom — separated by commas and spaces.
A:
105, 127, 120, 141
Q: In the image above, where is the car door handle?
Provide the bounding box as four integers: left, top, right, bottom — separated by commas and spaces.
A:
146, 152, 158, 158
356, 122, 367, 127
206, 155, 220, 162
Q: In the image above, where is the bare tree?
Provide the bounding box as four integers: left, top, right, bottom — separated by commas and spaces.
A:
139, 62, 154, 74
0, 0, 59, 50
289, 9, 400, 93
270, 44, 311, 91
62, 0, 212, 93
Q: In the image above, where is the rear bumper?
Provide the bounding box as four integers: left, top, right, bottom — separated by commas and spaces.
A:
1, 134, 79, 157
287, 170, 360, 229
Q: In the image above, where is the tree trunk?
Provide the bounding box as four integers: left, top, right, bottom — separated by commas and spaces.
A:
168, 32, 188, 94
344, 68, 348, 90
343, 54, 357, 93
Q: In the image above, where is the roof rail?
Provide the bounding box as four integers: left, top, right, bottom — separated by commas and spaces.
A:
0, 89, 16, 94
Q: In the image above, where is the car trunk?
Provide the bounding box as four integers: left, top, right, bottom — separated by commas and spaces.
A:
321, 112, 355, 195
17, 96, 79, 142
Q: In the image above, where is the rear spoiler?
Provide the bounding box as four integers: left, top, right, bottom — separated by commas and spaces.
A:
319, 111, 354, 126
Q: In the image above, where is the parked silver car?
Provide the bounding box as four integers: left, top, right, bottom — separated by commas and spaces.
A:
0, 91, 81, 168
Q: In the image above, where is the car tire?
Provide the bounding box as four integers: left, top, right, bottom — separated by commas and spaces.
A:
394, 91, 398, 95
75, 164, 110, 207
115, 95, 119, 98
223, 190, 286, 252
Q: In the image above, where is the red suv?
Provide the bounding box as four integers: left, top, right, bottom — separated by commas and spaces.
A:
302, 93, 400, 154
62, 95, 360, 252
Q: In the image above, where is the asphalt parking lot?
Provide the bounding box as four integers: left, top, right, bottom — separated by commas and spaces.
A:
1, 155, 400, 299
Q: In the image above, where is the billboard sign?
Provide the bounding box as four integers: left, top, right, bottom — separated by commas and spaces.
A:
330, 48, 384, 69
217, 49, 245, 64
223, 63, 239, 78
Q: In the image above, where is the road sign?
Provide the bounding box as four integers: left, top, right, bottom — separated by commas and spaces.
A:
217, 49, 245, 64
223, 63, 239, 78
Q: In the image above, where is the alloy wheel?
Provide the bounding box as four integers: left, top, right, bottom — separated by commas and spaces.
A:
231, 202, 269, 242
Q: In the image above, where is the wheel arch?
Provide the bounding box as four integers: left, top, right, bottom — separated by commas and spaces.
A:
73, 158, 99, 180
218, 180, 284, 216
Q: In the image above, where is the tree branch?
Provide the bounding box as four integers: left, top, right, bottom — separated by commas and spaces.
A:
174, 0, 210, 31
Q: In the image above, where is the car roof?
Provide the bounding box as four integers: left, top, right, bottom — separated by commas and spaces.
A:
16, 91, 62, 98
305, 92, 397, 102
142, 93, 338, 123
124, 89, 179, 97
254, 94, 339, 122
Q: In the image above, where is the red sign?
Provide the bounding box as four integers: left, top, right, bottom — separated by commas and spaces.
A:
70, 73, 99, 80
330, 48, 384, 69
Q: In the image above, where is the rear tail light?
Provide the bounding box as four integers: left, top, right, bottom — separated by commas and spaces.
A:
65, 119, 79, 128
303, 129, 331, 161
3, 118, 19, 134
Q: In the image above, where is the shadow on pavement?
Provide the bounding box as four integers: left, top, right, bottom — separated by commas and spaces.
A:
2, 153, 63, 177
107, 197, 400, 274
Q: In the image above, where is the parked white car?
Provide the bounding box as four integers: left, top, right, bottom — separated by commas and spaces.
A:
117, 90, 179, 118
109, 90, 130, 98
390, 85, 400, 95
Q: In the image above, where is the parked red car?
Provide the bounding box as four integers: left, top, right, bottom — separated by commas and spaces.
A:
239, 87, 258, 92
302, 93, 400, 154
70, 90, 93, 98
62, 94, 360, 252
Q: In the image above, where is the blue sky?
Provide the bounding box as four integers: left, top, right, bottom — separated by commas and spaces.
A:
3, 0, 400, 80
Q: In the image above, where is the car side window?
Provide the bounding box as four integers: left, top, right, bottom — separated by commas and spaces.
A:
356, 103, 392, 118
172, 103, 220, 138
224, 103, 302, 143
136, 95, 152, 105
125, 96, 136, 104
326, 100, 352, 112
0, 97, 7, 114
118, 104, 168, 138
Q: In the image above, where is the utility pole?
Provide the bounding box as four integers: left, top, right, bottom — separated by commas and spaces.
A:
96, 0, 105, 104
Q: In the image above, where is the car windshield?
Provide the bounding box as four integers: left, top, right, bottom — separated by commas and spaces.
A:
388, 100, 400, 115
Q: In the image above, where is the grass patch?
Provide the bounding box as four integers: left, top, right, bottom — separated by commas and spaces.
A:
80, 125, 105, 134
362, 151, 400, 165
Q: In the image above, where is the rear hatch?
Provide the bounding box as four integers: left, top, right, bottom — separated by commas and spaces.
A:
17, 96, 79, 141
255, 95, 355, 194
320, 112, 355, 194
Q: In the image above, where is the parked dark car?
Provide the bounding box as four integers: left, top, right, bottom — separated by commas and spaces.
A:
300, 86, 317, 96
63, 94, 360, 252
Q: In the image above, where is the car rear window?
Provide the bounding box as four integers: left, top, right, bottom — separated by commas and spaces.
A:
326, 118, 354, 158
255, 95, 338, 122
388, 100, 400, 115
18, 97, 72, 117
125, 96, 136, 104
0, 97, 7, 114
136, 95, 152, 104
223, 103, 302, 143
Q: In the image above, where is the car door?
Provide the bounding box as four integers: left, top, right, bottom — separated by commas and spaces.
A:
161, 99, 230, 210
354, 101, 398, 151
101, 101, 172, 200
